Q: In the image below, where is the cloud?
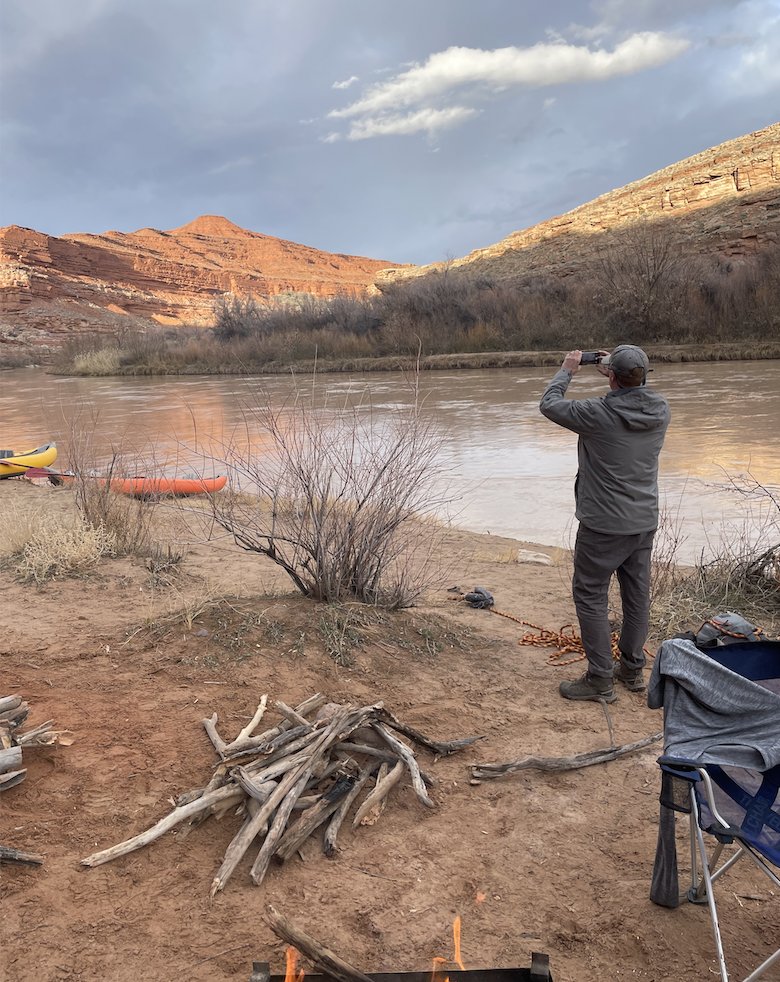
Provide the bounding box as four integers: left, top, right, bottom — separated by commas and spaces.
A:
731, 6, 780, 91
335, 106, 479, 141
207, 155, 254, 176
332, 74, 359, 90
327, 33, 690, 140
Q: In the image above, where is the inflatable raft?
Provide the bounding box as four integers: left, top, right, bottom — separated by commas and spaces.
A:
104, 474, 228, 497
0, 442, 57, 479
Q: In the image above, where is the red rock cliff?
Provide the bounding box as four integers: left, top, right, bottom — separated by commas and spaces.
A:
0, 215, 405, 346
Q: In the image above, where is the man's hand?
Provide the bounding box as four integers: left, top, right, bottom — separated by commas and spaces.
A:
596, 349, 611, 377
562, 350, 582, 374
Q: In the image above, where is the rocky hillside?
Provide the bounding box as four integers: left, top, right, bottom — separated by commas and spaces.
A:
377, 123, 780, 289
0, 215, 402, 347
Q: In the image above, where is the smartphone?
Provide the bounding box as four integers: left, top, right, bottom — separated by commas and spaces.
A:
580, 352, 602, 365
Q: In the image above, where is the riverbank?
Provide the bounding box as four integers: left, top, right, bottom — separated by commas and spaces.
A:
36, 338, 780, 376
2, 478, 777, 982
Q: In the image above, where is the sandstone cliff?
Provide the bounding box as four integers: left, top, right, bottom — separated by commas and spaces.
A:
0, 215, 402, 346
376, 123, 780, 289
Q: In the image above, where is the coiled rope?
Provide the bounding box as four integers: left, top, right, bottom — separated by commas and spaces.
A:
457, 599, 652, 666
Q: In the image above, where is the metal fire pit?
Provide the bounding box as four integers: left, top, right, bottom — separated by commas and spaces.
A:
249, 953, 553, 982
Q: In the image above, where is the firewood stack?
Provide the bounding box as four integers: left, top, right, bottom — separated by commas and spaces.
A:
81, 694, 481, 895
1, 693, 72, 866
0, 693, 71, 791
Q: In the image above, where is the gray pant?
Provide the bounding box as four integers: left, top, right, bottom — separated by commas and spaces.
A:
572, 524, 655, 679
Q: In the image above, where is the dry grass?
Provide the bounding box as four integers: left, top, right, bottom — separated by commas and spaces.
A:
651, 488, 780, 638
9, 514, 116, 584
72, 347, 121, 375
317, 603, 388, 667
0, 502, 45, 557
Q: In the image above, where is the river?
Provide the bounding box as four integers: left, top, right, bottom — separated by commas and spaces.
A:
2, 361, 779, 563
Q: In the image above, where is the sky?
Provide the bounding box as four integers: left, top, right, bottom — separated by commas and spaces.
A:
1, 0, 778, 266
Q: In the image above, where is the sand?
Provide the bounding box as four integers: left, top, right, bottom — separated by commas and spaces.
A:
1, 479, 777, 982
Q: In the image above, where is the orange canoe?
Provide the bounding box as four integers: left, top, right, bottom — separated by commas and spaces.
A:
107, 474, 228, 497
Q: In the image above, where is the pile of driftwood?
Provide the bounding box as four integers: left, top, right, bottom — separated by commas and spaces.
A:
81, 694, 480, 895
1, 693, 71, 867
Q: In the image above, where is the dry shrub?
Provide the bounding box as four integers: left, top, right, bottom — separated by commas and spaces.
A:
64, 408, 159, 557
73, 467, 157, 556
317, 603, 386, 666
651, 478, 780, 638
0, 502, 44, 556
204, 375, 450, 608
145, 543, 187, 587
12, 515, 116, 584
72, 347, 121, 375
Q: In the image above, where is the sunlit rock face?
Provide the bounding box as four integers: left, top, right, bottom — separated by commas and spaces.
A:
375, 123, 780, 290
0, 214, 405, 347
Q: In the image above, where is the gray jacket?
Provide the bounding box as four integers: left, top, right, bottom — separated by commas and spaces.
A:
539, 368, 670, 534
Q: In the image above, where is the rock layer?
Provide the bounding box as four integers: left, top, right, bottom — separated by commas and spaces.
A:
376, 123, 780, 289
0, 215, 402, 346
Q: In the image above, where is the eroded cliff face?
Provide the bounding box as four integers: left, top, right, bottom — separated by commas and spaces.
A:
376, 123, 780, 289
0, 215, 403, 347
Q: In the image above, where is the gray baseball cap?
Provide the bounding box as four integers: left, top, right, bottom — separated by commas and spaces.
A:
604, 344, 651, 377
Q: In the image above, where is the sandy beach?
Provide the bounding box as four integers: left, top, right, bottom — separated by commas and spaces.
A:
1, 478, 777, 982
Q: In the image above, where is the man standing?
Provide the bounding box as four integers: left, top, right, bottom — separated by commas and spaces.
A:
539, 345, 670, 702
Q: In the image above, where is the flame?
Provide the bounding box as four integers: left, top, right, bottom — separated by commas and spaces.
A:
284, 947, 305, 982
452, 916, 465, 971
431, 915, 466, 980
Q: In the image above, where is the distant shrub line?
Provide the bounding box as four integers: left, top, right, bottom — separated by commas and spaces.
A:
52, 226, 780, 375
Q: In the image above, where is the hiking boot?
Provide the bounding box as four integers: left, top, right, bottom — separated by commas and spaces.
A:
559, 672, 616, 703
613, 662, 646, 692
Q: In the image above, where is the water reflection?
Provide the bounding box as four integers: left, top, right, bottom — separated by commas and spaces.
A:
2, 361, 778, 562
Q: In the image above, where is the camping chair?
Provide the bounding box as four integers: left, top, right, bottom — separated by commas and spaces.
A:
648, 638, 780, 982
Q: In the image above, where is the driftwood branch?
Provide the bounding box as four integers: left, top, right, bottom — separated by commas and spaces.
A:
81, 785, 243, 867
249, 768, 310, 887
378, 707, 484, 756
265, 904, 374, 982
0, 694, 68, 819
0, 845, 44, 866
351, 760, 404, 828
371, 722, 434, 808
324, 763, 377, 857
274, 773, 356, 862
470, 731, 664, 782
0, 745, 23, 775
0, 770, 27, 791
235, 695, 269, 744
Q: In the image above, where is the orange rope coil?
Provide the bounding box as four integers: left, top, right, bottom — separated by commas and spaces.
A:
470, 603, 652, 666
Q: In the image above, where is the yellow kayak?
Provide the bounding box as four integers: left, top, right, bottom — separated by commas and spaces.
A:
0, 442, 58, 479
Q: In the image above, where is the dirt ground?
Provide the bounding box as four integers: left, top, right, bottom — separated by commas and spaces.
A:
1, 480, 777, 982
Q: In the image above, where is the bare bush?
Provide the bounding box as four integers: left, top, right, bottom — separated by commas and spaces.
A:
594, 222, 690, 341
64, 408, 159, 557
213, 295, 268, 341
204, 376, 449, 607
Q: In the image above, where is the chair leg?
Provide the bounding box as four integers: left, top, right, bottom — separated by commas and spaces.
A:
689, 788, 730, 982
743, 946, 780, 982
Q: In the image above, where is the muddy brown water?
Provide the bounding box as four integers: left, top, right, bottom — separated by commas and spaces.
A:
2, 361, 779, 562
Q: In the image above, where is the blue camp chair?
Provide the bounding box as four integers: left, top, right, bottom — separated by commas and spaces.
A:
649, 639, 780, 982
